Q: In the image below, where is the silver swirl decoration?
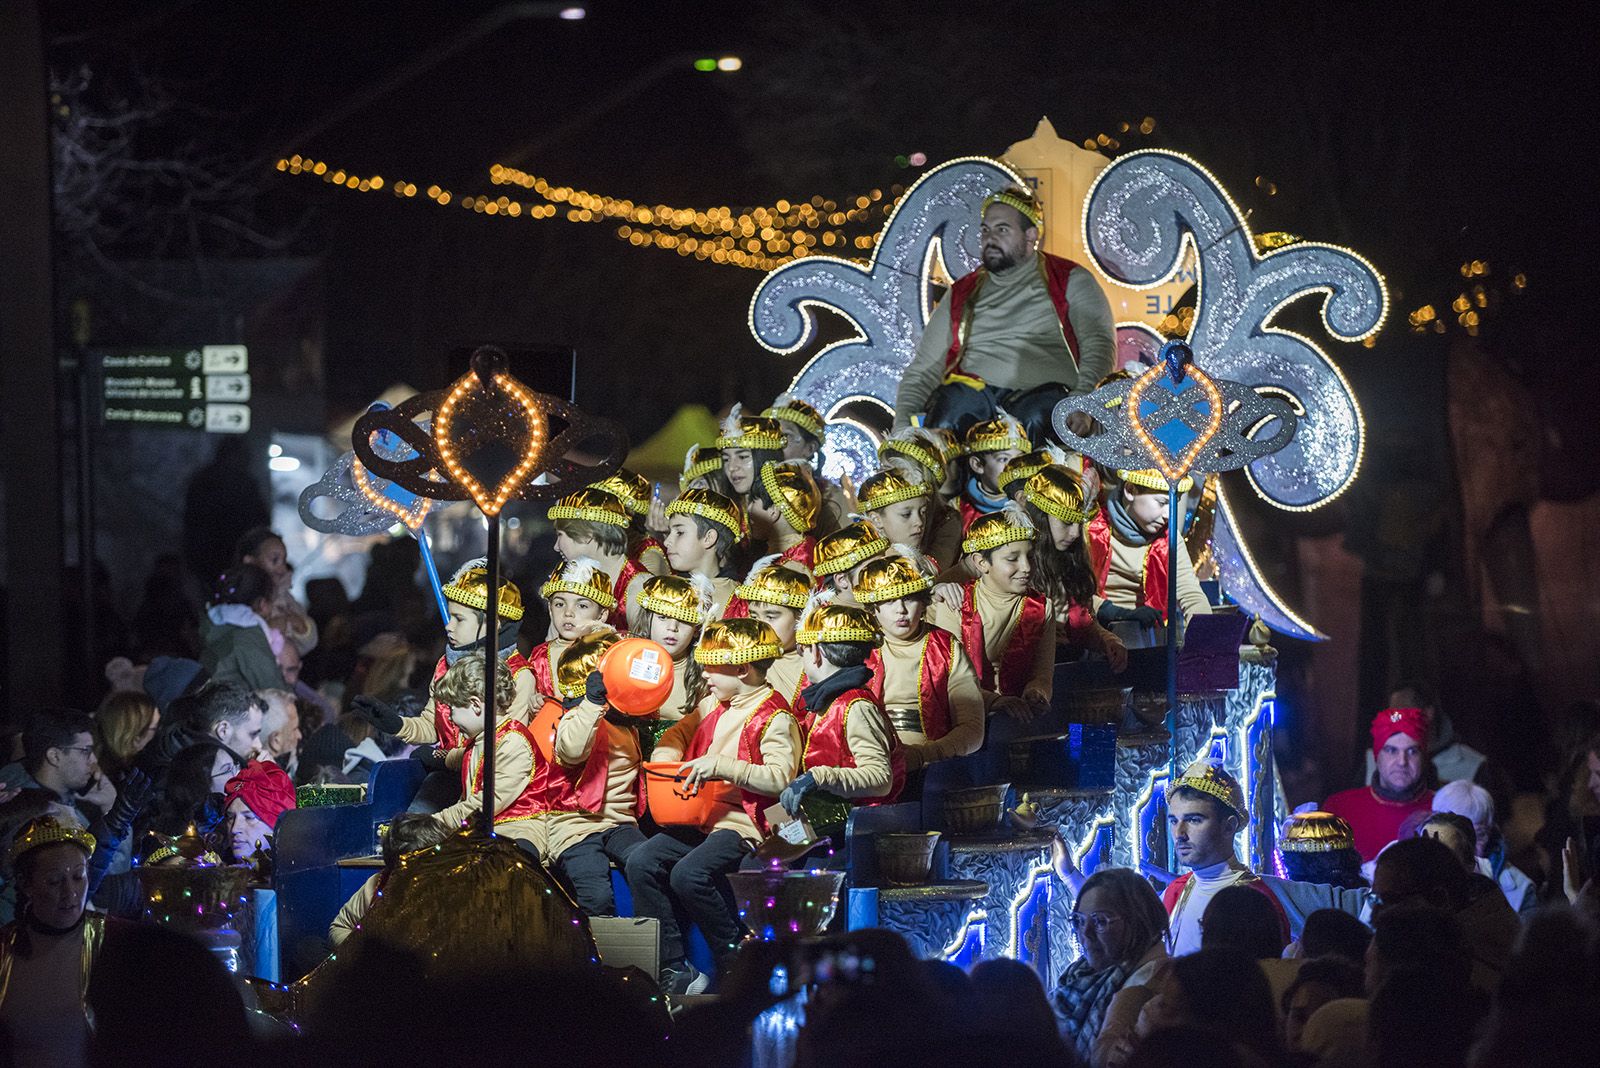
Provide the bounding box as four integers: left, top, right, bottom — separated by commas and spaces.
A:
1084, 150, 1387, 509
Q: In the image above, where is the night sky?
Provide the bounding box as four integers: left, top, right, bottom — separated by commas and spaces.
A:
44, 0, 1587, 444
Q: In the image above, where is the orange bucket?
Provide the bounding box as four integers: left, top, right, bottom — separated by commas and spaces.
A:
642, 761, 736, 828
600, 637, 676, 716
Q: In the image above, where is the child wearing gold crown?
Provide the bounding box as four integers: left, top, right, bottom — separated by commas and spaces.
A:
1021, 465, 1128, 672
762, 393, 850, 533
878, 426, 964, 570
630, 574, 717, 752
549, 487, 653, 632
591, 468, 670, 577
745, 459, 822, 576
626, 617, 802, 994
353, 559, 533, 802
856, 468, 935, 570
854, 550, 986, 784
958, 414, 1031, 530
660, 487, 745, 616
931, 503, 1055, 724
812, 519, 891, 605
777, 598, 904, 828
722, 558, 811, 713
716, 406, 787, 511
1087, 469, 1213, 631
540, 628, 650, 916
525, 558, 615, 705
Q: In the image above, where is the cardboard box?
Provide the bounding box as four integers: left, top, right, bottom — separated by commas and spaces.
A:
589, 916, 661, 977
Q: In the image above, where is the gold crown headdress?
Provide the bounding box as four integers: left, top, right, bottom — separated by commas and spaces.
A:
961, 501, 1035, 555
664, 487, 747, 540
795, 597, 881, 646
680, 444, 723, 490
8, 815, 95, 867
965, 413, 1031, 456
734, 555, 812, 610
442, 558, 525, 621
555, 624, 622, 699
857, 468, 928, 513
539, 557, 617, 610
982, 185, 1044, 230
637, 573, 715, 626
762, 393, 826, 439
1169, 756, 1247, 823
592, 469, 651, 518
1119, 469, 1195, 493
694, 617, 784, 666
715, 403, 785, 451
1279, 811, 1356, 854
813, 520, 890, 576
759, 460, 822, 533
878, 427, 947, 485
547, 486, 631, 528
852, 549, 934, 605
1024, 465, 1094, 525
998, 444, 1067, 494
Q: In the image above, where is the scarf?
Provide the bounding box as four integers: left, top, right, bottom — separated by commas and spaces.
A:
1105, 493, 1151, 546
963, 476, 1009, 514
444, 620, 522, 666
1052, 955, 1133, 1059
799, 664, 874, 712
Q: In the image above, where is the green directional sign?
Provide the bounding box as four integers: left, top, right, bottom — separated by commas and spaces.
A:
94, 346, 251, 433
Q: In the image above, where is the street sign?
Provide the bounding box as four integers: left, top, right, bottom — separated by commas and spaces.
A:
94, 346, 252, 433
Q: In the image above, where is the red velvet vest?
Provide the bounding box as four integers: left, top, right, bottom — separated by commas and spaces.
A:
684, 691, 794, 835
1162, 870, 1291, 946
720, 594, 750, 620
459, 718, 570, 824
802, 688, 905, 805
1086, 511, 1171, 619
527, 644, 555, 702
943, 253, 1083, 375
864, 626, 955, 741
959, 580, 1048, 697
431, 649, 531, 752
547, 701, 646, 819
775, 536, 816, 574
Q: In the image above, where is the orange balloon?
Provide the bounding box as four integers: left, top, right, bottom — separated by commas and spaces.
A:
599, 637, 675, 716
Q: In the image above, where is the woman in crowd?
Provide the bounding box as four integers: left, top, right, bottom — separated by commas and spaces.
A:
93, 690, 162, 778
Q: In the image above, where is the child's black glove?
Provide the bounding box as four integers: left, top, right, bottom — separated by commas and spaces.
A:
352, 695, 403, 734
584, 670, 608, 707
410, 746, 448, 773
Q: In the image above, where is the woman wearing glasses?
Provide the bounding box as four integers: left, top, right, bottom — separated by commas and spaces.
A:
1051, 866, 1170, 1067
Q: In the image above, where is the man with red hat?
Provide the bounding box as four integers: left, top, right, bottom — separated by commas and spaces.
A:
223, 760, 297, 862
1322, 708, 1436, 861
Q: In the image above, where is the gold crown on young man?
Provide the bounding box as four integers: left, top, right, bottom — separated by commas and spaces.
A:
735, 556, 813, 609
982, 185, 1045, 230
715, 404, 786, 451
962, 503, 1035, 555
664, 487, 746, 540
539, 558, 617, 611
547, 486, 631, 528
878, 427, 947, 485
853, 552, 934, 605
965, 415, 1030, 456
1024, 465, 1094, 525
1279, 811, 1356, 854
695, 617, 784, 666
998, 448, 1061, 494
1119, 469, 1195, 493
813, 520, 890, 576
762, 393, 826, 439
637, 574, 715, 626
796, 600, 881, 646
555, 625, 622, 699
9, 815, 95, 867
857, 468, 928, 513
680, 444, 723, 490
592, 469, 652, 518
759, 460, 822, 533
1169, 757, 1248, 823
442, 559, 525, 621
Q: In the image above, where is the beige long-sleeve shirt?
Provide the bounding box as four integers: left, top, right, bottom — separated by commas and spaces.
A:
1101, 531, 1212, 623
806, 697, 895, 799
396, 661, 537, 747
929, 581, 1057, 703
329, 871, 381, 946
925, 498, 964, 572
651, 685, 802, 843
894, 255, 1116, 428
765, 649, 807, 710
428, 726, 546, 848
553, 699, 642, 828
877, 628, 986, 771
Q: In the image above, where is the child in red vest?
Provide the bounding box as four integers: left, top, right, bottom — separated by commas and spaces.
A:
353, 560, 533, 792
1021, 465, 1128, 672
933, 504, 1055, 724
549, 487, 653, 632
879, 426, 964, 571
624, 618, 802, 995
633, 574, 718, 751
959, 415, 1030, 529
525, 558, 614, 706
661, 488, 746, 617
1087, 469, 1213, 630
724, 558, 812, 716
545, 628, 650, 916
854, 552, 985, 780
857, 468, 934, 570
424, 654, 560, 856
777, 599, 904, 829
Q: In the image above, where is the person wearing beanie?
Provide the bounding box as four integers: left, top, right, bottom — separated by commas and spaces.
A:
1324, 707, 1437, 861
223, 760, 296, 862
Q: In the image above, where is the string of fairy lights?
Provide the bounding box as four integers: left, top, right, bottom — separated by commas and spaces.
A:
274, 114, 1525, 332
